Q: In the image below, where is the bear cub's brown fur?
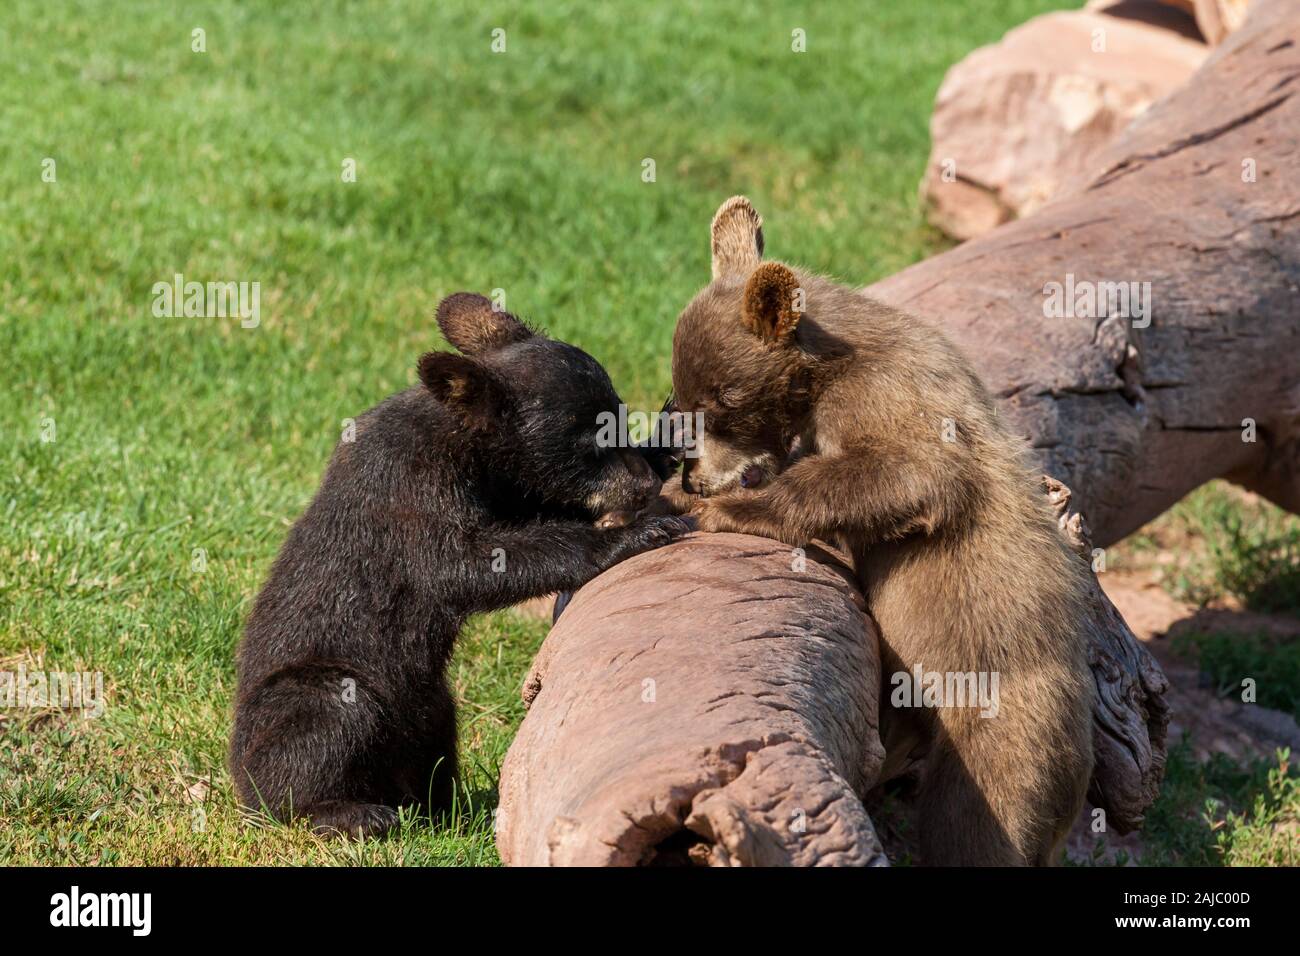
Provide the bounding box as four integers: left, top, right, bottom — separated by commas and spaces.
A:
671, 197, 1095, 866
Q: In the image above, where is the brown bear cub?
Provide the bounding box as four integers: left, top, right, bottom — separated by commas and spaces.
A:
230, 293, 686, 838
671, 197, 1095, 866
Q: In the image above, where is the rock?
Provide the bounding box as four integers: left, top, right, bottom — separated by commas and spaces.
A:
922, 10, 1207, 240
1089, 0, 1251, 45
1187, 0, 1252, 44
1085, 1, 1204, 42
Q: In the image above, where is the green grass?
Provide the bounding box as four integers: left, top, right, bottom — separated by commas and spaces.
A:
1171, 629, 1300, 722
5, 0, 1288, 867
1178, 490, 1300, 615
0, 610, 544, 864
1117, 482, 1300, 617
1076, 743, 1300, 867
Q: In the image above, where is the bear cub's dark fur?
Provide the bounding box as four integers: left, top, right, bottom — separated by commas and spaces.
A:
229, 293, 685, 838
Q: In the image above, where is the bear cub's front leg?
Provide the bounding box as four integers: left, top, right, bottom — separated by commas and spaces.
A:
230, 293, 685, 838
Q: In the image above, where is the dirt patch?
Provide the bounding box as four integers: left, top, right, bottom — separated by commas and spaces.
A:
1063, 569, 1300, 864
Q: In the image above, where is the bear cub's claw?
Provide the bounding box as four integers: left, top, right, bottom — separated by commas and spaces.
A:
627, 514, 691, 550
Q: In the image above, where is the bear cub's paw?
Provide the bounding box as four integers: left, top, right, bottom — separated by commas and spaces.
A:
305, 801, 401, 840
601, 514, 691, 565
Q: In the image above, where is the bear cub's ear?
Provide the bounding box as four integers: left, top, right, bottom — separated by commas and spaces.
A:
710, 195, 764, 280
418, 351, 505, 429
742, 262, 802, 344
435, 292, 534, 356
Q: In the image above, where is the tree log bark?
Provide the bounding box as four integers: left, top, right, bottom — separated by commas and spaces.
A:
496, 534, 887, 866
496, 0, 1296, 864
871, 0, 1299, 548
1045, 477, 1170, 833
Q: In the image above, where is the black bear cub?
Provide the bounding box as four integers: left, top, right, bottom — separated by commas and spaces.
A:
230, 293, 686, 838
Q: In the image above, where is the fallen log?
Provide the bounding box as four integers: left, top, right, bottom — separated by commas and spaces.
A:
875, 0, 1300, 547
501, 476, 1166, 863
496, 0, 1296, 864
495, 534, 887, 866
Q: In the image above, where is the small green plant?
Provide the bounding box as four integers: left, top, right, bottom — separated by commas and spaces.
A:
1213, 749, 1299, 866
1172, 629, 1300, 720
1166, 486, 1300, 615
1134, 740, 1299, 866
